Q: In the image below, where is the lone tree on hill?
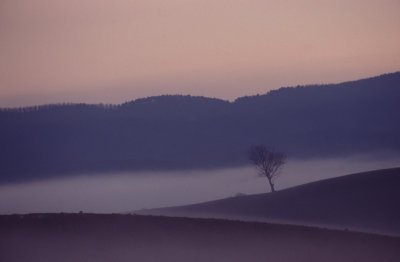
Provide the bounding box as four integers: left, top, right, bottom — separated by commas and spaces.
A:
249, 145, 286, 193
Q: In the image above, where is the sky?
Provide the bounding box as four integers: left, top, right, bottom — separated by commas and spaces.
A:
1, 0, 399, 107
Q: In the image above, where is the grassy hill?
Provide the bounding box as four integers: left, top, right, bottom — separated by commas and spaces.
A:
138, 168, 400, 235
1, 213, 399, 262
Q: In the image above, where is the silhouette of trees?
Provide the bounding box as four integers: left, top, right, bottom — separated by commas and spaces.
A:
249, 145, 286, 193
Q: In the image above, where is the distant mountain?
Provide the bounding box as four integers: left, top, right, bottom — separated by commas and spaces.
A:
1, 72, 399, 182
137, 168, 400, 235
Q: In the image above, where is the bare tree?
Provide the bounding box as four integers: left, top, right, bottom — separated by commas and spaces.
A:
249, 145, 286, 193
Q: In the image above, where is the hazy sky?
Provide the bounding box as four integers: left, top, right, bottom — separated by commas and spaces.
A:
1, 0, 399, 107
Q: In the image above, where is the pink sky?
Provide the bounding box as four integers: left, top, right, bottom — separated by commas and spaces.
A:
1, 0, 399, 107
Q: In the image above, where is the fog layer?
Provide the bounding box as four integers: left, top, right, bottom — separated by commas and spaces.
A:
0, 155, 398, 214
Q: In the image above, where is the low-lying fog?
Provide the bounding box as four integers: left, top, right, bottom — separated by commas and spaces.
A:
0, 154, 399, 214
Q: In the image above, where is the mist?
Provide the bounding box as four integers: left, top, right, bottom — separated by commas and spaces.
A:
0, 154, 398, 214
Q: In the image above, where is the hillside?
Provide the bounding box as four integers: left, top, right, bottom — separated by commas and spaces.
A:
138, 168, 400, 235
1, 213, 399, 262
1, 72, 399, 182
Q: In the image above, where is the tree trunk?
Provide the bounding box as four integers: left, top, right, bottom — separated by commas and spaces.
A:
267, 178, 275, 193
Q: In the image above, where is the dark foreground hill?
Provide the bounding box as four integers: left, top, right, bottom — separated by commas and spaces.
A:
1, 213, 399, 262
138, 168, 400, 235
1, 72, 400, 182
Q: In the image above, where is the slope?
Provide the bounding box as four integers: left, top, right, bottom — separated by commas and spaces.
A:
137, 167, 400, 235
1, 213, 400, 262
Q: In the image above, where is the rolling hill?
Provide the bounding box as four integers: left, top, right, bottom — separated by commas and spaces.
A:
137, 168, 400, 235
1, 213, 399, 262
1, 72, 399, 182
